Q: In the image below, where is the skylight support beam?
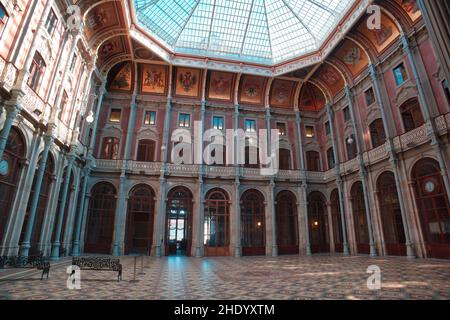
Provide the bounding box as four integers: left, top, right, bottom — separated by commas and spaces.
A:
280, 0, 319, 45
206, 0, 217, 52
173, 0, 202, 46
240, 0, 256, 57
306, 0, 339, 17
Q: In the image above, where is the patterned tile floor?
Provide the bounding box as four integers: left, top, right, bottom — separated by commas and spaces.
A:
1, 255, 450, 300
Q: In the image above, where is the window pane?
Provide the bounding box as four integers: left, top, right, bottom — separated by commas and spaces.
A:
245, 119, 256, 132
277, 123, 286, 136
110, 109, 121, 122
305, 126, 315, 138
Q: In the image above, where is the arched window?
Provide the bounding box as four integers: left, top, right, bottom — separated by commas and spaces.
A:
412, 158, 450, 259
101, 137, 120, 160
20, 153, 55, 253
85, 182, 117, 254
377, 172, 406, 256
400, 98, 424, 132
276, 191, 298, 255
204, 189, 230, 256
308, 192, 329, 253
306, 151, 321, 172
351, 182, 370, 254
369, 119, 386, 148
327, 147, 335, 170
0, 127, 26, 243
330, 189, 343, 253
278, 148, 291, 170
241, 189, 265, 256
27, 52, 46, 91
166, 187, 193, 256
126, 185, 155, 255
136, 139, 155, 162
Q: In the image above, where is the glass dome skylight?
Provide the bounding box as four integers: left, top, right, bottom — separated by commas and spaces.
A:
134, 0, 356, 65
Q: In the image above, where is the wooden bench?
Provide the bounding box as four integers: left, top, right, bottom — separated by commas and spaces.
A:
0, 254, 51, 280
72, 257, 122, 281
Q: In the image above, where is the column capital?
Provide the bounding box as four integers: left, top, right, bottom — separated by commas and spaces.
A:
344, 85, 353, 99
368, 63, 378, 80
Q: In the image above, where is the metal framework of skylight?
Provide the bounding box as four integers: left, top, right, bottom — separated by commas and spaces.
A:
134, 0, 356, 65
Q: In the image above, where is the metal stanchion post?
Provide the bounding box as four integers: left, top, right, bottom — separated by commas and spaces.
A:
139, 255, 145, 275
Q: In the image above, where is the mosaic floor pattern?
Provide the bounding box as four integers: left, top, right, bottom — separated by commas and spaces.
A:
1, 255, 450, 300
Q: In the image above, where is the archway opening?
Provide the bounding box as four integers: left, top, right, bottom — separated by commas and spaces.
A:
241, 189, 266, 256
351, 182, 370, 254
412, 158, 450, 259
126, 184, 155, 255
308, 191, 329, 253
330, 189, 344, 253
276, 191, 298, 255
204, 188, 230, 256
0, 127, 26, 244
84, 182, 117, 254
165, 187, 193, 256
377, 172, 406, 256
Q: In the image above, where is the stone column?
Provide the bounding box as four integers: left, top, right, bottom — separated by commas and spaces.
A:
234, 103, 242, 257
369, 64, 416, 258
50, 152, 75, 261
345, 86, 377, 257
295, 111, 311, 255
195, 100, 206, 258
71, 80, 106, 255
0, 90, 24, 167
113, 92, 138, 256
417, 0, 450, 81
326, 202, 335, 253
326, 104, 350, 255
19, 130, 55, 257
155, 95, 172, 257
72, 166, 90, 256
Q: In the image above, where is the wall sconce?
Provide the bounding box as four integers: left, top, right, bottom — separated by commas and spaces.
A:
347, 136, 354, 145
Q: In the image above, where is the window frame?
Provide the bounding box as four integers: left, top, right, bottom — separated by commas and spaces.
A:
178, 112, 191, 128
100, 137, 120, 160
44, 8, 58, 36
276, 122, 287, 137
364, 87, 376, 107
27, 51, 46, 92
393, 62, 409, 87
244, 118, 257, 133
305, 125, 315, 139
143, 110, 157, 126
0, 2, 9, 37
108, 108, 122, 124
212, 115, 225, 131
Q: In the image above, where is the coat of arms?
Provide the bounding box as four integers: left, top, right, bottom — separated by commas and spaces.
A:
179, 71, 197, 92
144, 70, 164, 89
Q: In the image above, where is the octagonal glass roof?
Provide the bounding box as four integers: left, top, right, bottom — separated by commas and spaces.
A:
134, 0, 356, 65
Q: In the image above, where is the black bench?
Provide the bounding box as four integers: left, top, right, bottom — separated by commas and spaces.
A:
0, 254, 51, 280
72, 257, 122, 281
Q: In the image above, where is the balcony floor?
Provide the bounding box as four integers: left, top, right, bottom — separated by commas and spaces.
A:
1, 255, 450, 300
